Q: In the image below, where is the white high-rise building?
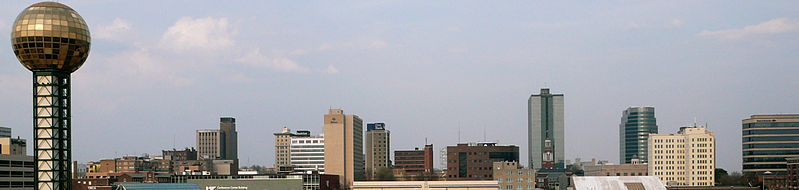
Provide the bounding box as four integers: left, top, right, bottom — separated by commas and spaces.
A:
290, 135, 325, 173
648, 125, 715, 187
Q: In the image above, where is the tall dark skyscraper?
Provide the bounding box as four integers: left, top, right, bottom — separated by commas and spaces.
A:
619, 107, 658, 164
528, 88, 565, 169
220, 117, 238, 160
11, 2, 91, 190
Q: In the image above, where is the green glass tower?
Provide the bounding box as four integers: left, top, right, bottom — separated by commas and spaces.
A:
10, 2, 91, 190
619, 107, 657, 164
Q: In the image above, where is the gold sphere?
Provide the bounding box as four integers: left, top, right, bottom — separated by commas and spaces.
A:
10, 2, 91, 73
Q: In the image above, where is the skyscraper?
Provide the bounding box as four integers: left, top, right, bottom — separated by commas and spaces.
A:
619, 106, 658, 164
742, 114, 799, 178
649, 125, 715, 187
528, 88, 565, 169
365, 123, 390, 180
323, 109, 364, 188
220, 117, 238, 160
11, 2, 91, 189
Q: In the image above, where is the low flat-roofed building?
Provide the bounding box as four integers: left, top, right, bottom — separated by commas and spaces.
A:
666, 187, 758, 190
572, 176, 666, 190
115, 183, 200, 190
188, 178, 303, 190
73, 178, 113, 190
493, 161, 535, 190
0, 137, 26, 156
352, 181, 498, 190
584, 163, 648, 177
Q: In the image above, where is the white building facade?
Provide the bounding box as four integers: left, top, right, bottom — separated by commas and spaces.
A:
290, 135, 325, 173
648, 125, 715, 187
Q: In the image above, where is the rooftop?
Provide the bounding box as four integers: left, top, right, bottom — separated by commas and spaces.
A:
116, 183, 200, 190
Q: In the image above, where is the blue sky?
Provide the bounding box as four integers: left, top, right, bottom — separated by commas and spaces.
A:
1, 1, 799, 172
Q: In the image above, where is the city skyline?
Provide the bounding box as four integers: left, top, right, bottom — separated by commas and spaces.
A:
1, 1, 799, 174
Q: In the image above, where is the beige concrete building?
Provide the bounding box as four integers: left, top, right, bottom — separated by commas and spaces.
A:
493, 161, 535, 190
274, 127, 293, 167
353, 181, 498, 190
197, 129, 222, 159
0, 137, 26, 156
649, 125, 715, 187
324, 109, 365, 188
274, 127, 311, 168
365, 123, 390, 180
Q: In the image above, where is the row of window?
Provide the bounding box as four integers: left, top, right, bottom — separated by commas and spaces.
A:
743, 129, 799, 135
497, 178, 534, 183
743, 122, 799, 129
744, 143, 799, 149
497, 185, 533, 190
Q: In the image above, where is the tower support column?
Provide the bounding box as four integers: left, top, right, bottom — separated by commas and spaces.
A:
33, 70, 72, 190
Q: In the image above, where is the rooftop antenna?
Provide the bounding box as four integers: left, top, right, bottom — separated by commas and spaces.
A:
425, 137, 428, 145
458, 121, 461, 143
693, 117, 697, 127
483, 125, 486, 142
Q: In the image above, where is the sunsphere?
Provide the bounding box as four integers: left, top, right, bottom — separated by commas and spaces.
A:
11, 2, 90, 73
10, 2, 91, 190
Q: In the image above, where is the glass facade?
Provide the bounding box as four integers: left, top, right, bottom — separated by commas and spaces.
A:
742, 115, 799, 176
619, 107, 657, 164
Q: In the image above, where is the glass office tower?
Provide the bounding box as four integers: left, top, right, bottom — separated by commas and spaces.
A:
619, 107, 658, 164
743, 114, 799, 177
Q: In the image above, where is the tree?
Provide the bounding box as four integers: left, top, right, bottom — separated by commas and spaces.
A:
715, 168, 747, 186
240, 165, 270, 174
715, 168, 728, 185
375, 168, 395, 181
566, 164, 584, 176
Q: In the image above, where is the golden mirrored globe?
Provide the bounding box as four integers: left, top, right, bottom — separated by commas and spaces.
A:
10, 2, 91, 73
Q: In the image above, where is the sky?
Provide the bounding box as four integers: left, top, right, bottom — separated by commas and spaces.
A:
1, 1, 798, 173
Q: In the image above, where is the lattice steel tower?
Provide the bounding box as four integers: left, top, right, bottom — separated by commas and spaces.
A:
10, 2, 91, 190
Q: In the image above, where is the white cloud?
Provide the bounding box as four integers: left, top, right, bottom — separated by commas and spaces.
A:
370, 40, 388, 49
698, 18, 799, 40
323, 65, 339, 74
318, 43, 333, 51
237, 49, 309, 73
623, 21, 647, 31
83, 47, 194, 87
94, 18, 132, 41
160, 17, 235, 51
669, 19, 683, 27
